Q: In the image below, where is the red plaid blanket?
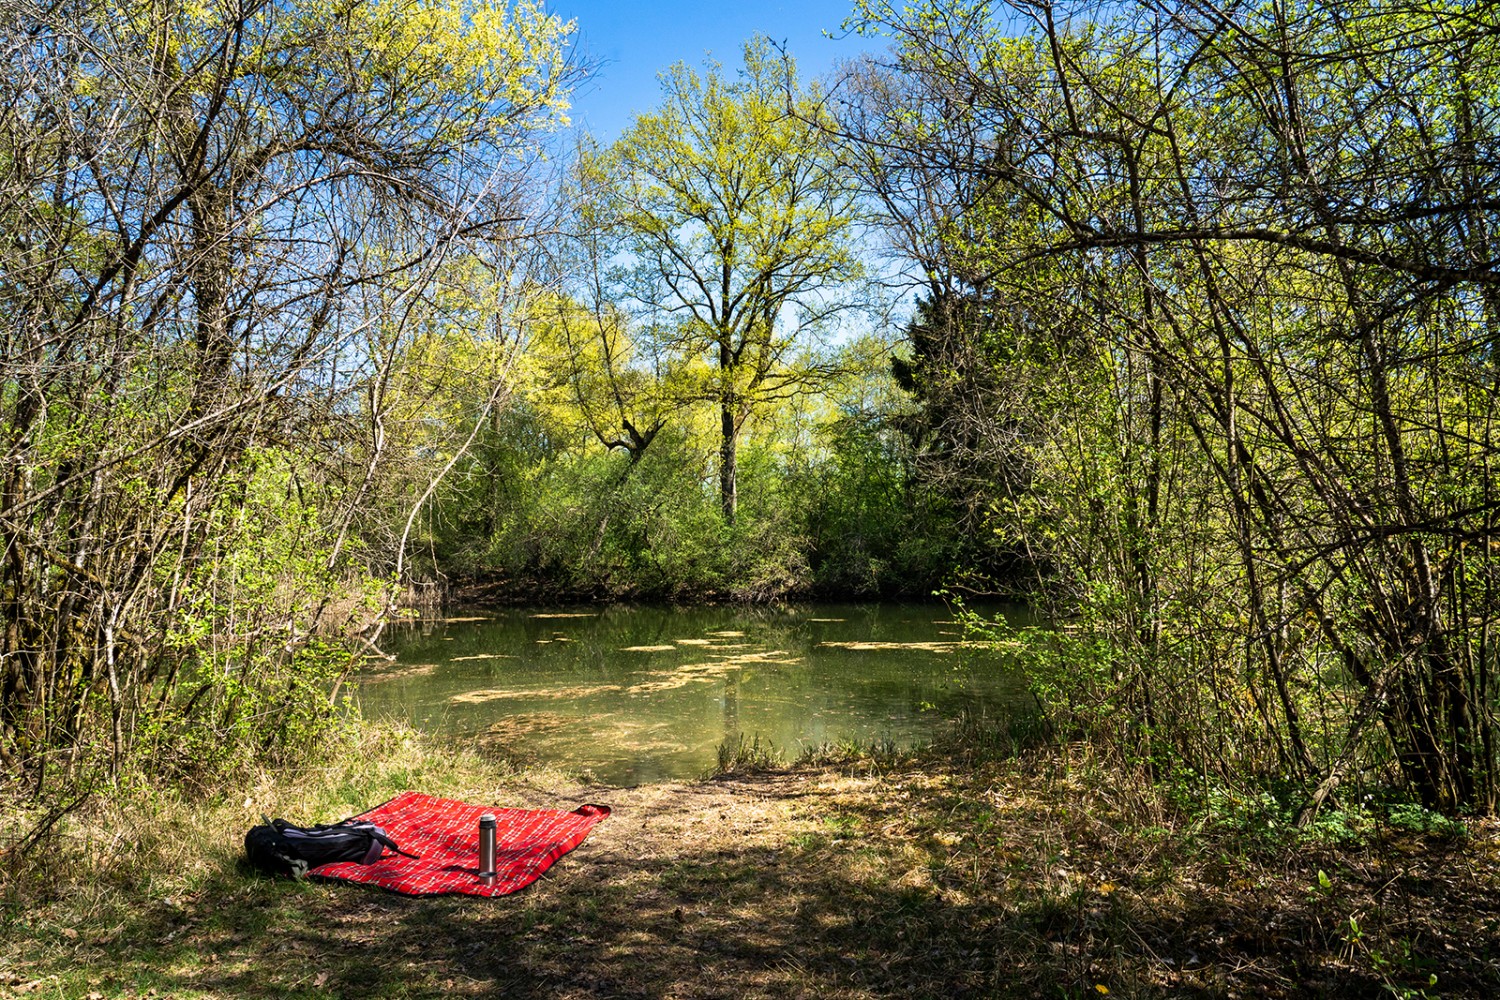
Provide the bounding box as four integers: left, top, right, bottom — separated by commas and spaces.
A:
310, 791, 610, 897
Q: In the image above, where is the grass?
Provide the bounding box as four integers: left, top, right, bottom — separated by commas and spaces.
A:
2, 721, 1498, 999
714, 734, 782, 775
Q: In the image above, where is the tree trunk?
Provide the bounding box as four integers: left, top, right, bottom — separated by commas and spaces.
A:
719, 402, 737, 524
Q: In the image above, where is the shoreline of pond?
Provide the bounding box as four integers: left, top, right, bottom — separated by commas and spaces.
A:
425, 573, 1013, 611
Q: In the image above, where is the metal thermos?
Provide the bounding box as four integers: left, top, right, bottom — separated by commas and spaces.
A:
478, 813, 497, 884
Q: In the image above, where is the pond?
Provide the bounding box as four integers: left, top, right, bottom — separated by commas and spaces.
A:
357, 602, 1030, 785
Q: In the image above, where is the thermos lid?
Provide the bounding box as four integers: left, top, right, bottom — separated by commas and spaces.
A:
480, 813, 497, 826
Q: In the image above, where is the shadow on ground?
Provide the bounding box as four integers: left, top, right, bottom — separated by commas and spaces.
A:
37, 770, 1500, 999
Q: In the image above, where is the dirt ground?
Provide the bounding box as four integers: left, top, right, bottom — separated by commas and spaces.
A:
6, 757, 1500, 999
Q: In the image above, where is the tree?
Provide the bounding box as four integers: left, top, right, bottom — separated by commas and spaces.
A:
834, 43, 1076, 591
844, 0, 1500, 814
543, 158, 692, 467
0, 0, 578, 787
582, 37, 864, 522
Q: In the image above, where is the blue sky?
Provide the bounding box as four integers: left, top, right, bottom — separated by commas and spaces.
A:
552, 0, 887, 141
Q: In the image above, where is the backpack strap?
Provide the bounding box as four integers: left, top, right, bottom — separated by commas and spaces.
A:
368, 827, 422, 860
331, 820, 421, 864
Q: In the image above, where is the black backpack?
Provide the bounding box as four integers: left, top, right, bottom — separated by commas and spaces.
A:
244, 815, 418, 879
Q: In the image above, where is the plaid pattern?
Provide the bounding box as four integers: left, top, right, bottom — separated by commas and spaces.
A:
310, 791, 610, 897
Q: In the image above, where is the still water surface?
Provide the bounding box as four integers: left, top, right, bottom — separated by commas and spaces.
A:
359, 603, 1029, 784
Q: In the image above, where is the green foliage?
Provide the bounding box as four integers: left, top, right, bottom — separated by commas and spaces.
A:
137, 451, 369, 786
434, 420, 802, 599
137, 642, 360, 790
427, 322, 968, 600
849, 0, 1500, 815
1385, 804, 1468, 842
715, 734, 783, 775
581, 37, 865, 522
0, 0, 580, 813
796, 412, 964, 597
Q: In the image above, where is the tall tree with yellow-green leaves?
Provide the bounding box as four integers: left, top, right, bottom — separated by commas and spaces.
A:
581, 38, 864, 523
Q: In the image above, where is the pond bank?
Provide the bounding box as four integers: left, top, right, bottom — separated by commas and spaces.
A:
440, 574, 979, 609
4, 726, 1498, 999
